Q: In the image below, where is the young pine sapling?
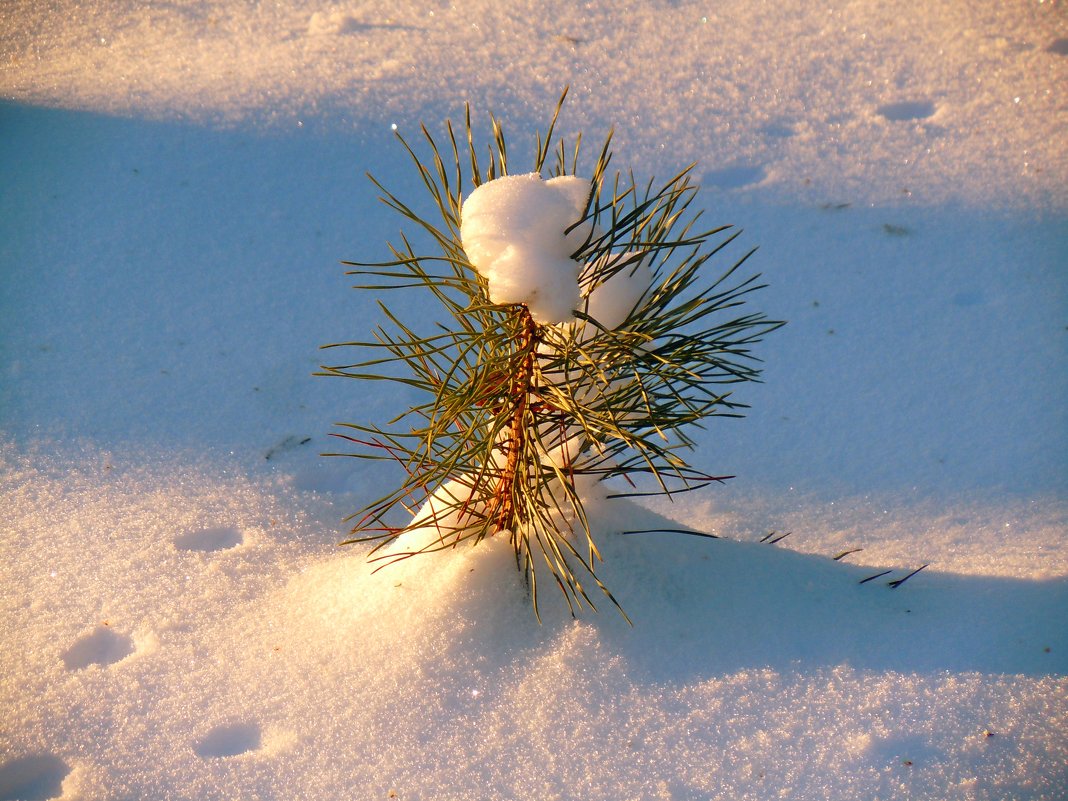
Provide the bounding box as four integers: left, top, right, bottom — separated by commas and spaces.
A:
320, 90, 782, 619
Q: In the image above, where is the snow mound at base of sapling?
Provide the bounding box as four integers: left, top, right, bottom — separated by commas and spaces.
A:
315, 488, 1068, 679
3, 448, 1067, 800
203, 505, 1068, 798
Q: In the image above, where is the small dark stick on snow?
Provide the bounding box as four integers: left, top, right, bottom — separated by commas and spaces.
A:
858, 569, 894, 585
888, 564, 929, 588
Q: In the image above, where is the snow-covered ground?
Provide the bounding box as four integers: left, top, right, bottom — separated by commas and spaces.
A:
1, 2, 1066, 799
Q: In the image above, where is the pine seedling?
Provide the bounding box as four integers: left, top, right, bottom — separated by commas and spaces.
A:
320, 89, 782, 619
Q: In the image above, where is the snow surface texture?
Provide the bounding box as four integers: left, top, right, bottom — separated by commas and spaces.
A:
1, 1, 1067, 800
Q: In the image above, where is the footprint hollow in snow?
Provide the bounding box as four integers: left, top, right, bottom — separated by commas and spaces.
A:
62, 625, 134, 670
877, 100, 936, 121
194, 723, 262, 758
760, 121, 796, 138
702, 164, 766, 190
174, 525, 243, 552
0, 754, 70, 801
863, 733, 943, 768
1047, 38, 1068, 55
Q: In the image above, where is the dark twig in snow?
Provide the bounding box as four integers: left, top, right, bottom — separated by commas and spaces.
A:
888, 564, 929, 588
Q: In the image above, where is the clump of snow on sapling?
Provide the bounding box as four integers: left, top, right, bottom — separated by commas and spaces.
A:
460, 172, 593, 324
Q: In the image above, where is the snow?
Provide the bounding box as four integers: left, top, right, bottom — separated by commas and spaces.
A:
460, 172, 591, 323
1, 1, 1067, 800
582, 252, 653, 330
